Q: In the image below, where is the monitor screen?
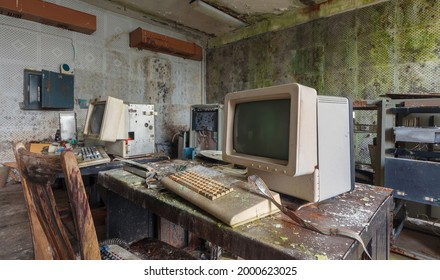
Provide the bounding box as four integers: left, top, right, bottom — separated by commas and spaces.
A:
89, 103, 106, 135
223, 83, 318, 178
233, 99, 290, 161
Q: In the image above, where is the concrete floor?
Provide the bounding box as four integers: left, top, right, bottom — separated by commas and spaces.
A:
0, 182, 438, 260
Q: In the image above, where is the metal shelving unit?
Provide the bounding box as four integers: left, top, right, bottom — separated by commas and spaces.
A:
384, 98, 440, 207
352, 100, 385, 187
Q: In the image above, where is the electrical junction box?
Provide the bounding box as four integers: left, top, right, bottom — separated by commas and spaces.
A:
41, 70, 74, 109
21, 69, 74, 110
106, 104, 156, 158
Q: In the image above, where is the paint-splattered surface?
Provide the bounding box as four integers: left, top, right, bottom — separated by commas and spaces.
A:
98, 160, 393, 259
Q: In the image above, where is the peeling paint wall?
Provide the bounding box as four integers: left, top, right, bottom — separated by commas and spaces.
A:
0, 0, 202, 162
206, 0, 440, 103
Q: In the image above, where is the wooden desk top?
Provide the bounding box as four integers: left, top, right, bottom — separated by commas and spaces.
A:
97, 160, 393, 260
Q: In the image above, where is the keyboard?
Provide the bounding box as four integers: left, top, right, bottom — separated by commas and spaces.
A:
169, 171, 234, 200
161, 166, 281, 227
75, 146, 111, 168
99, 244, 140, 260
100, 245, 123, 260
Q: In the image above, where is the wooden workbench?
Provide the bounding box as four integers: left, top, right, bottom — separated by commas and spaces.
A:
97, 160, 393, 260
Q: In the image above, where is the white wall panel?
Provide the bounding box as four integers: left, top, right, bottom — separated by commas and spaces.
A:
0, 26, 40, 64
0, 0, 203, 162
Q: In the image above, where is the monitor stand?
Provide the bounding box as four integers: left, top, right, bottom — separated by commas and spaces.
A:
247, 168, 319, 202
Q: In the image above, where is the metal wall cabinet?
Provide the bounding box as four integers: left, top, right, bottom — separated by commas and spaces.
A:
21, 69, 42, 110
21, 69, 74, 110
41, 70, 74, 109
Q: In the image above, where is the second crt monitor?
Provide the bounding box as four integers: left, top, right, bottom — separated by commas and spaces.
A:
222, 83, 354, 202
83, 96, 156, 158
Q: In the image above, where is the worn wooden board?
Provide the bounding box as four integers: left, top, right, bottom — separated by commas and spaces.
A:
0, 184, 33, 260
0, 222, 34, 259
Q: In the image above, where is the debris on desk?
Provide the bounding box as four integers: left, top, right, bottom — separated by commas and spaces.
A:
145, 176, 163, 189
176, 164, 188, 172
117, 161, 161, 188
315, 254, 328, 260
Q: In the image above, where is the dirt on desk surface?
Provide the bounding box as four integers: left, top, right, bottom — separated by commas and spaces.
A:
100, 159, 393, 259
143, 159, 246, 182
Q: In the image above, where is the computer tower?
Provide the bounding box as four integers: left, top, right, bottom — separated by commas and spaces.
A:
106, 104, 156, 158
189, 104, 223, 154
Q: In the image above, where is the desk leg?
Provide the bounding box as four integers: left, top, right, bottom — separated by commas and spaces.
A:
107, 191, 155, 243
343, 196, 391, 260
158, 218, 188, 249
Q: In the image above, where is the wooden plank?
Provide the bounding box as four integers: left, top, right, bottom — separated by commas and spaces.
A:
61, 151, 100, 260
0, 182, 33, 259
0, 221, 33, 260
0, 210, 29, 229
130, 27, 203, 61
0, 0, 96, 34
159, 217, 187, 249
404, 99, 440, 107
0, 191, 28, 215
13, 143, 53, 260
1, 248, 33, 260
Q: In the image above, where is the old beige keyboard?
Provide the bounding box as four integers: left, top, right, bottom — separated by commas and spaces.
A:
169, 171, 233, 200
75, 146, 111, 168
161, 166, 281, 227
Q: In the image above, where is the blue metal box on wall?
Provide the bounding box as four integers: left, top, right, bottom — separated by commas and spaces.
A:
41, 70, 74, 109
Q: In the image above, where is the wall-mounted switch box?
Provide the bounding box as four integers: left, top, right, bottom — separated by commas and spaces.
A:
22, 69, 74, 110
42, 70, 74, 109
21, 69, 42, 110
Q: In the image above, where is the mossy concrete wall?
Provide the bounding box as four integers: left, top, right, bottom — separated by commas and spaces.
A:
206, 0, 440, 103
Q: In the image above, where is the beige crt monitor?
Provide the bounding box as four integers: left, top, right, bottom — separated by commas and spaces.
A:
83, 96, 127, 142
222, 83, 354, 202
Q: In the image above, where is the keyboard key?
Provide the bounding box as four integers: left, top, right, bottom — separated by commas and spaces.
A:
169, 171, 233, 200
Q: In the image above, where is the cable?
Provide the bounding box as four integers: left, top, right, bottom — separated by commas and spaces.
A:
248, 175, 373, 260
416, 214, 440, 237
171, 132, 181, 143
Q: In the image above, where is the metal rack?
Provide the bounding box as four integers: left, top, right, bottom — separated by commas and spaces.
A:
354, 97, 440, 259
383, 98, 440, 207
352, 100, 385, 187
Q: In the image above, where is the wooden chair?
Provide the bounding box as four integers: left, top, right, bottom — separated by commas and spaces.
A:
14, 142, 71, 259
14, 142, 195, 260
